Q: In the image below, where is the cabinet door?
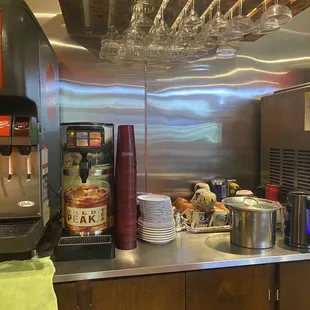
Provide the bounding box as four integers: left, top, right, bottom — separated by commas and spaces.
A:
186, 264, 275, 310
54, 282, 78, 310
91, 273, 185, 310
279, 261, 310, 310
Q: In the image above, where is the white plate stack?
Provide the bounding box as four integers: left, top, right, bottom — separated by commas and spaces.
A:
137, 194, 176, 244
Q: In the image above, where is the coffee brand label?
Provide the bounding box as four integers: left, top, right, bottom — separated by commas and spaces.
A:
89, 131, 102, 147
76, 131, 89, 147
66, 205, 107, 227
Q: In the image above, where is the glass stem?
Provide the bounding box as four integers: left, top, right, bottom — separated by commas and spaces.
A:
239, 0, 243, 16
218, 0, 221, 13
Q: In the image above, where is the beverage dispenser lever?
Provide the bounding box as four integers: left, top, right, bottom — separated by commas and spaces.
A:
79, 152, 91, 183
7, 154, 12, 182
26, 154, 31, 181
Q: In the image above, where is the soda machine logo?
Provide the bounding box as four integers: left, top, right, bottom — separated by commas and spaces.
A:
0, 116, 10, 136
0, 120, 9, 128
15, 121, 29, 129
17, 201, 35, 208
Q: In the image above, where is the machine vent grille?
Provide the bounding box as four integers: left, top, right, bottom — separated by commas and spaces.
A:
269, 149, 310, 197
58, 235, 112, 246
282, 149, 295, 196
269, 148, 281, 185
0, 221, 36, 237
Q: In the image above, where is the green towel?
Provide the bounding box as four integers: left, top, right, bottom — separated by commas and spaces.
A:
0, 257, 57, 310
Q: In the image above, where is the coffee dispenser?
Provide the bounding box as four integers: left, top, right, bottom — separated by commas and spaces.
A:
0, 0, 59, 255
61, 123, 114, 236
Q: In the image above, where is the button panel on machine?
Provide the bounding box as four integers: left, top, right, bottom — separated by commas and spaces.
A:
67, 127, 104, 152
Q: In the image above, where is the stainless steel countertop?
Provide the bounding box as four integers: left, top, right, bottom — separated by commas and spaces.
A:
53, 232, 310, 283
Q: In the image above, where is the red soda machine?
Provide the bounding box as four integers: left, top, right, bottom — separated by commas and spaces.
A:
0, 0, 60, 258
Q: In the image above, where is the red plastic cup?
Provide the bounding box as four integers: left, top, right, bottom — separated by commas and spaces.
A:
265, 184, 281, 201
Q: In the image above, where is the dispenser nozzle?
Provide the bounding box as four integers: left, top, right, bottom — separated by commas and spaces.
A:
79, 152, 91, 183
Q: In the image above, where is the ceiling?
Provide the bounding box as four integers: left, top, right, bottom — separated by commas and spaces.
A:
58, 0, 310, 38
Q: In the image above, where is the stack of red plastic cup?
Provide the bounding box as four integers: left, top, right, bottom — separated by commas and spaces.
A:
115, 125, 137, 250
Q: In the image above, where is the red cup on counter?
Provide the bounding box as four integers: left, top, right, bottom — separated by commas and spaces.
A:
265, 184, 281, 201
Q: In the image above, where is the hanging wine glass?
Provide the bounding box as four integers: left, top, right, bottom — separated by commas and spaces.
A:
186, 37, 208, 60
118, 3, 153, 62
216, 44, 237, 59
227, 0, 254, 35
183, 0, 203, 29
167, 24, 188, 61
146, 8, 171, 61
209, 0, 228, 30
252, 0, 280, 35
261, 0, 292, 26
99, 26, 122, 62
218, 9, 243, 43
199, 14, 217, 50
202, 11, 222, 38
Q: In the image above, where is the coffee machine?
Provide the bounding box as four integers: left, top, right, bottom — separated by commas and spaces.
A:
60, 123, 114, 236
0, 0, 59, 255
54, 123, 115, 261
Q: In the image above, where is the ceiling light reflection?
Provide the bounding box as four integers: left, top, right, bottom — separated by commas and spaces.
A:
34, 13, 59, 18
190, 54, 310, 65
156, 68, 287, 82
60, 78, 144, 89
153, 80, 279, 93
148, 86, 278, 99
49, 39, 87, 50
238, 54, 310, 64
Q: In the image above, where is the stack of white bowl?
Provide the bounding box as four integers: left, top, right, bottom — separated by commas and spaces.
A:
137, 194, 176, 244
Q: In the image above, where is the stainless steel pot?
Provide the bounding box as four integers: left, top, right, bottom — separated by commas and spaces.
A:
222, 197, 282, 249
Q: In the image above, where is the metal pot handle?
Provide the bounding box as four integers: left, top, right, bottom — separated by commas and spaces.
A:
242, 197, 262, 209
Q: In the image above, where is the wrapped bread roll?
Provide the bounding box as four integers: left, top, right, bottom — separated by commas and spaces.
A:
174, 197, 188, 211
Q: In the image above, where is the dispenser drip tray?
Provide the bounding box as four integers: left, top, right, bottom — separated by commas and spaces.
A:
54, 234, 115, 261
0, 221, 37, 237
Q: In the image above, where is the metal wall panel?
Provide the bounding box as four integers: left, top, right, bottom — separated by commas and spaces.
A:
26, 0, 310, 198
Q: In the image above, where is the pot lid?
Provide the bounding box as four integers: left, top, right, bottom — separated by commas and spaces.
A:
222, 196, 282, 212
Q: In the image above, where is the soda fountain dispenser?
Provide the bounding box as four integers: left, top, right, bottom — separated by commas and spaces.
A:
0, 0, 59, 256
0, 97, 50, 255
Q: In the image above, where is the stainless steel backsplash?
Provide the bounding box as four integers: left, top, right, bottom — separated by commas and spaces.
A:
26, 0, 310, 198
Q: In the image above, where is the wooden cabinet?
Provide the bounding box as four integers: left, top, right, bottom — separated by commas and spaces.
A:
91, 273, 185, 310
54, 273, 185, 310
54, 282, 78, 310
186, 264, 275, 310
55, 262, 310, 310
279, 261, 310, 310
